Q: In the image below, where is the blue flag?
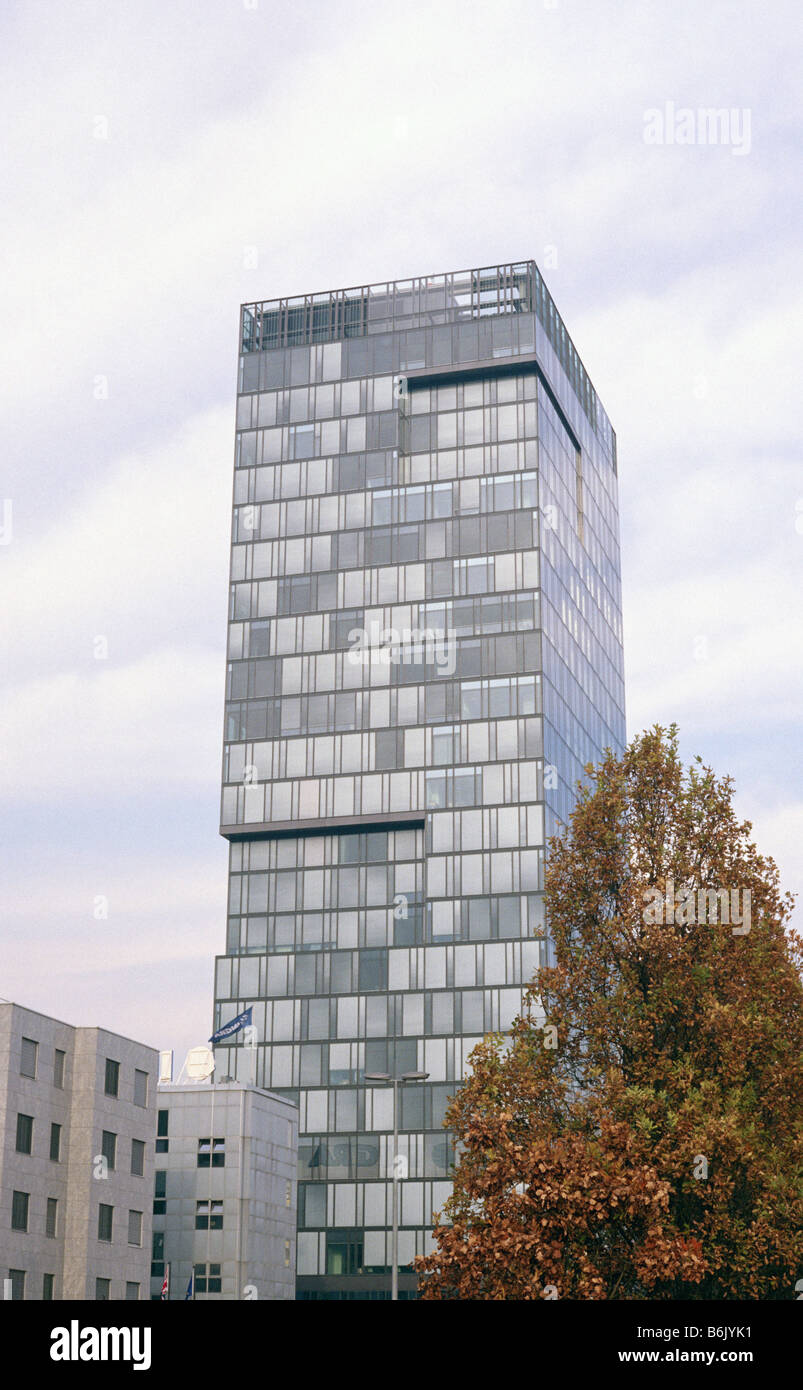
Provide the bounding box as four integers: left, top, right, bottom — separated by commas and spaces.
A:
209, 1006, 253, 1045
185, 1271, 194, 1301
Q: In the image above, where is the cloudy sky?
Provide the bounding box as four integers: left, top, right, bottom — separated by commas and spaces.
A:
2, 0, 801, 1067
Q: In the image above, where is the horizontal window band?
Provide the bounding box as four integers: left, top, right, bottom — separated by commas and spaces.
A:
404, 353, 581, 454
295, 1274, 421, 1294
220, 812, 426, 843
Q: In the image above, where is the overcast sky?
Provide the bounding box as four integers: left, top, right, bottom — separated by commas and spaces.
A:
2, 0, 801, 1067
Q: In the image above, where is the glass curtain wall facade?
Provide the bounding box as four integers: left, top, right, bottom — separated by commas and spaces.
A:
212, 262, 625, 1298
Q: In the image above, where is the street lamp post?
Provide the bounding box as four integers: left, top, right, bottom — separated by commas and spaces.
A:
365, 1070, 429, 1301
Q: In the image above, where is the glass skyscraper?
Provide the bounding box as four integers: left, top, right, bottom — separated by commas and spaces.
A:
211, 261, 625, 1298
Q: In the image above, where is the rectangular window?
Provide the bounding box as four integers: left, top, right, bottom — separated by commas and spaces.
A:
465, 556, 493, 594
11, 1191, 29, 1232
53, 1049, 65, 1088
101, 1130, 117, 1171
358, 948, 388, 992
156, 1109, 169, 1153
7, 1270, 25, 1301
197, 1137, 226, 1168
15, 1114, 33, 1155
43, 1273, 54, 1301
104, 1058, 120, 1098
151, 1231, 164, 1277
195, 1200, 224, 1231
127, 1210, 143, 1246
20, 1037, 37, 1078
291, 421, 314, 459
133, 1069, 148, 1107
432, 725, 459, 765
131, 1138, 146, 1177
50, 1122, 62, 1162
425, 770, 447, 809
326, 1231, 363, 1276
125, 1282, 140, 1301
374, 728, 399, 770
453, 767, 477, 807
300, 1183, 326, 1228
98, 1204, 113, 1243
46, 1198, 58, 1238
153, 1170, 166, 1215
194, 1262, 222, 1294
95, 1278, 111, 1301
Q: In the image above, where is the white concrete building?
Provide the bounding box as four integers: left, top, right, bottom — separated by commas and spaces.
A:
149, 1080, 297, 1300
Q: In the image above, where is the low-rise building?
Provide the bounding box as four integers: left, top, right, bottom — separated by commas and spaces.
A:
0, 1002, 157, 1301
149, 1080, 297, 1300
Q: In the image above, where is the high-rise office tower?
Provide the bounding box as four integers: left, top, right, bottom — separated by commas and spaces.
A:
212, 262, 625, 1299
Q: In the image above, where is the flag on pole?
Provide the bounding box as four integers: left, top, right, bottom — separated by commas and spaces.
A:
160, 1268, 169, 1301
209, 1006, 253, 1046
185, 1270, 194, 1301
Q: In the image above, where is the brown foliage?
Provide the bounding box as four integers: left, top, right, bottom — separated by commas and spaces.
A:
416, 727, 803, 1299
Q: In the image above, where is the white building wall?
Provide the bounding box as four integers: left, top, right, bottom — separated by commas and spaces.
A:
0, 1003, 157, 1301
150, 1082, 297, 1300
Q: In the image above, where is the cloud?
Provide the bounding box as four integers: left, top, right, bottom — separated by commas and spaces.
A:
4, 855, 226, 967
1, 648, 223, 801
2, 0, 801, 1048
623, 559, 803, 730
2, 851, 228, 1059
733, 799, 803, 918
2, 405, 231, 675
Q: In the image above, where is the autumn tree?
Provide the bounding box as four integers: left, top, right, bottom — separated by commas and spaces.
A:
417, 726, 803, 1299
